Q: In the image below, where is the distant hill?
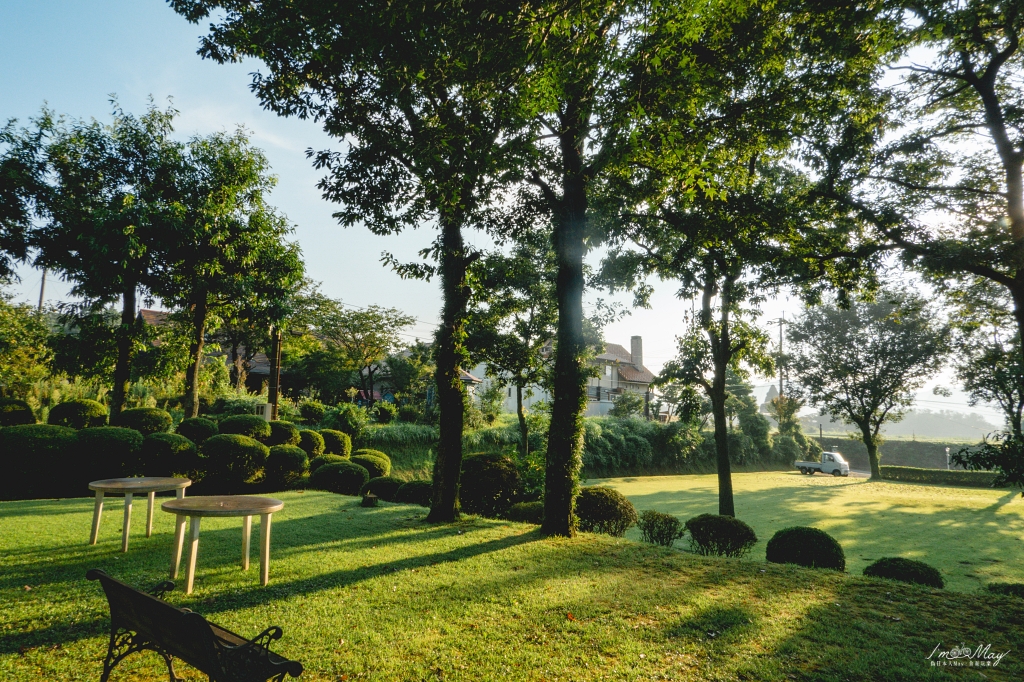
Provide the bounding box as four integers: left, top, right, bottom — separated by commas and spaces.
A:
797, 409, 999, 441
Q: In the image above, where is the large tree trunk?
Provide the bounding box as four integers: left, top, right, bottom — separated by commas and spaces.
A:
183, 291, 208, 419
857, 420, 882, 479
516, 381, 529, 459
110, 286, 137, 415
709, 359, 735, 516
428, 215, 470, 522
230, 340, 246, 390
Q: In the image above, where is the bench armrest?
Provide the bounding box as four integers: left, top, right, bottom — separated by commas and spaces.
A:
147, 581, 176, 599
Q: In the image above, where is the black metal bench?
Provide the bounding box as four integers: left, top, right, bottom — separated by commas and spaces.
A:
87, 569, 303, 682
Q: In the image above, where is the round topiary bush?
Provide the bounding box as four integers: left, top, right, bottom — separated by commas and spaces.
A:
766, 526, 846, 571
0, 398, 35, 426
310, 460, 369, 495
0, 424, 77, 499
176, 417, 218, 444
360, 475, 405, 502
506, 501, 544, 525
460, 453, 522, 518
350, 454, 390, 479
299, 400, 326, 424
576, 486, 638, 537
201, 434, 270, 487
266, 445, 309, 487
298, 429, 325, 458
142, 432, 198, 478
394, 480, 433, 506
267, 420, 301, 447
863, 557, 944, 588
309, 454, 348, 474
352, 448, 391, 467
48, 399, 108, 429
112, 407, 173, 436
639, 510, 686, 548
77, 426, 145, 479
684, 514, 758, 557
218, 414, 272, 441
320, 429, 352, 457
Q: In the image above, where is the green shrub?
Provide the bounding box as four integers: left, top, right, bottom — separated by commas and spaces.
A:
863, 557, 944, 588
879, 465, 1001, 488
352, 448, 391, 466
460, 453, 522, 517
350, 454, 390, 478
638, 510, 686, 547
142, 433, 198, 478
0, 424, 77, 499
267, 420, 301, 446
576, 487, 638, 536
310, 460, 369, 495
309, 454, 348, 474
266, 445, 309, 487
0, 398, 35, 426
201, 434, 270, 487
684, 514, 758, 557
321, 403, 368, 438
506, 501, 544, 525
986, 582, 1024, 598
298, 430, 325, 458
395, 480, 433, 506
320, 429, 352, 457
374, 401, 398, 424
398, 407, 421, 423
48, 399, 108, 429
176, 417, 218, 444
766, 526, 846, 571
360, 475, 405, 501
77, 427, 145, 479
218, 414, 272, 441
112, 407, 173, 436
299, 400, 326, 424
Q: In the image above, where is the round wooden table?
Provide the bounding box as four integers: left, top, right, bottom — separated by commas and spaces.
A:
88, 477, 192, 552
161, 495, 284, 594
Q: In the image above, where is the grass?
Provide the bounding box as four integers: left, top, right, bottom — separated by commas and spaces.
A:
596, 471, 1024, 592
2, 487, 1024, 681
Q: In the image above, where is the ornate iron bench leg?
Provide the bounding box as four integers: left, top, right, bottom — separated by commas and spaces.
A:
157, 649, 182, 682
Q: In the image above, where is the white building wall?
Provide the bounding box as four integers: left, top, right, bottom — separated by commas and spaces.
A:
471, 362, 640, 417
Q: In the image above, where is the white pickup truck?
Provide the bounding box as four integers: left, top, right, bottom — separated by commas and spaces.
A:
795, 452, 850, 477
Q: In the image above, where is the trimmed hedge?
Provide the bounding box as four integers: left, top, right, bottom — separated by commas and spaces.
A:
176, 417, 218, 444
879, 465, 1001, 488
218, 414, 272, 441
766, 526, 846, 571
460, 453, 521, 518
309, 454, 348, 474
77, 427, 145, 479
0, 398, 35, 426
638, 510, 686, 547
112, 407, 172, 436
0, 424, 77, 499
320, 429, 352, 457
267, 420, 301, 447
395, 480, 433, 506
863, 557, 944, 588
360, 476, 405, 502
506, 501, 544, 525
201, 434, 269, 487
310, 460, 369, 495
352, 448, 390, 466
576, 487, 638, 537
299, 400, 326, 424
298, 430, 325, 458
986, 582, 1024, 598
143, 433, 197, 478
266, 445, 308, 487
48, 399, 108, 429
350, 454, 390, 479
684, 514, 757, 557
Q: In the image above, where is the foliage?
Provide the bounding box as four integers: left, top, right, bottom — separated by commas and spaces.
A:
0, 397, 34, 426
298, 399, 326, 425
308, 454, 349, 474
394, 480, 433, 507
0, 424, 77, 499
267, 420, 301, 447
200, 434, 269, 487
768, 395, 822, 462
607, 391, 645, 419
76, 426, 145, 480
637, 510, 686, 548
506, 501, 544, 525
319, 429, 352, 457
0, 294, 52, 397
881, 465, 1001, 488
298, 429, 325, 458
0, 119, 46, 279
309, 460, 369, 496
684, 514, 758, 558
112, 407, 172, 436
266, 445, 308, 487
175, 417, 218, 444
47, 398, 107, 429
142, 432, 197, 478
863, 558, 944, 589
360, 476, 405, 502
953, 434, 1024, 494
575, 487, 638, 537
373, 401, 398, 424
986, 583, 1024, 599
766, 527, 846, 571
321, 403, 368, 439
218, 414, 272, 442
352, 448, 391, 466
350, 454, 391, 479
459, 453, 522, 518
772, 435, 804, 464
582, 418, 704, 475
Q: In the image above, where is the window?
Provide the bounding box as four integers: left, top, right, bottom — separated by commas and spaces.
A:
508, 387, 512, 397
605, 365, 611, 377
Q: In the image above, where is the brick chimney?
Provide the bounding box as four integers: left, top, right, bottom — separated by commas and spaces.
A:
630, 335, 643, 370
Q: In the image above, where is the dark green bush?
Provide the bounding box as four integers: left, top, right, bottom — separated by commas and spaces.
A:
863, 557, 944, 588
879, 465, 1001, 488
373, 401, 398, 424
576, 487, 638, 536
986, 582, 1024, 598
48, 399, 108, 429
143, 432, 198, 478
352, 448, 391, 466
0, 398, 35, 426
460, 453, 522, 517
77, 426, 145, 479
0, 424, 77, 499
218, 414, 272, 441
766, 526, 846, 571
298, 429, 325, 458
350, 454, 390, 479
266, 420, 301, 446
299, 400, 326, 424
201, 434, 270, 487
309, 454, 348, 474
395, 480, 433, 506
321, 403, 368, 437
320, 429, 352, 457
176, 417, 218, 444
266, 445, 308, 487
360, 475, 405, 501
506, 501, 544, 524
112, 407, 172, 436
638, 510, 686, 547
310, 460, 369, 495
684, 514, 758, 557
398, 407, 421, 423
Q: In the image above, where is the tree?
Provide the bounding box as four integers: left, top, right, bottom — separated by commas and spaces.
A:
767, 394, 821, 462
608, 391, 645, 419
0, 291, 51, 397
0, 118, 48, 280
787, 289, 950, 479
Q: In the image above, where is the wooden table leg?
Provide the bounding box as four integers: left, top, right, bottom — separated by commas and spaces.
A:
185, 516, 201, 595
146, 491, 156, 538
121, 493, 133, 553
89, 490, 104, 545
242, 515, 252, 571
259, 513, 272, 586
170, 514, 187, 580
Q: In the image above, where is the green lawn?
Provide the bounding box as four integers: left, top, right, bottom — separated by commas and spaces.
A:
596, 471, 1024, 592
3, 488, 1024, 681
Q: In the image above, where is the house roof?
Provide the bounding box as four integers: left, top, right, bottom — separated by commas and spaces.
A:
138, 309, 170, 326
594, 342, 656, 384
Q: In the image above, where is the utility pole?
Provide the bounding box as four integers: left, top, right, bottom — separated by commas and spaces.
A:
37, 268, 47, 312
770, 313, 787, 397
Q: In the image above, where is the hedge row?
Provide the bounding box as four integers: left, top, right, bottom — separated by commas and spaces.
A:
879, 465, 1002, 488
